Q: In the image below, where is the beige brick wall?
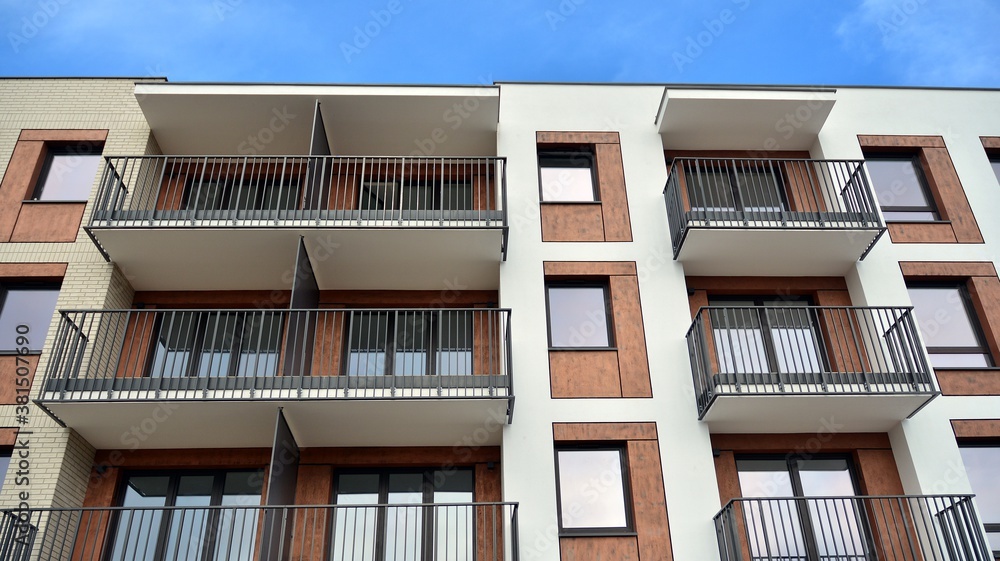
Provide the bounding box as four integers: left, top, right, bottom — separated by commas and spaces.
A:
0, 78, 158, 510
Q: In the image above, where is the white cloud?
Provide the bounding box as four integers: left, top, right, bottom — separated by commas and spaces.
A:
837, 0, 1000, 86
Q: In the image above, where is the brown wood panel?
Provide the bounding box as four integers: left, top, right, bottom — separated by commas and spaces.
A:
627, 440, 673, 561
19, 129, 108, 142
473, 310, 501, 376
982, 137, 1000, 150
595, 143, 632, 242
711, 433, 892, 452
540, 204, 605, 242
854, 449, 905, 495
688, 289, 709, 319
686, 276, 849, 293
537, 131, 620, 145
0, 140, 46, 241
858, 135, 946, 149
115, 312, 157, 378
544, 261, 637, 277
290, 465, 333, 561
327, 169, 357, 211
549, 350, 622, 398
92, 448, 271, 469
319, 290, 498, 306
951, 419, 1000, 439
0, 428, 17, 446
0, 262, 67, 278
155, 174, 186, 211
898, 261, 997, 278
553, 422, 657, 442
475, 463, 505, 561
782, 160, 828, 213
559, 536, 639, 561
310, 311, 343, 376
923, 147, 983, 242
610, 275, 651, 398
936, 370, 1000, 396
0, 355, 37, 404
887, 220, 961, 244
967, 276, 1000, 365
10, 201, 85, 242
300, 446, 500, 465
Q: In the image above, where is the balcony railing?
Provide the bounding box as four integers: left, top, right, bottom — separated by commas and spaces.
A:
687, 306, 934, 418
1, 502, 518, 561
663, 158, 883, 259
715, 495, 992, 561
41, 308, 512, 410
87, 155, 509, 255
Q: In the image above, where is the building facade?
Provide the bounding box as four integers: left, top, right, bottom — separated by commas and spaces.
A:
0, 77, 998, 560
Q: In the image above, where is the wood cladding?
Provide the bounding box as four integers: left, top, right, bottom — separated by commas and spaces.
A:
0, 355, 37, 404
553, 422, 657, 442
952, 419, 1000, 439
10, 202, 85, 242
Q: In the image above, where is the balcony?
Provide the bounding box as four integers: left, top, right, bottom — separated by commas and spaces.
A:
2, 502, 518, 561
687, 306, 937, 432
663, 158, 885, 276
715, 495, 992, 561
38, 308, 513, 449
85, 155, 508, 291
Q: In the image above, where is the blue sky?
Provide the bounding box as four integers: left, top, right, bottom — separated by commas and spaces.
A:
1, 0, 998, 87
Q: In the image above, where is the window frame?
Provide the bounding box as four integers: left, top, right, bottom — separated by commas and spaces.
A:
341, 309, 475, 376
864, 153, 940, 222
183, 175, 301, 212
957, 441, 1000, 558
544, 282, 615, 350
0, 283, 61, 354
0, 448, 10, 493
686, 159, 789, 215
30, 143, 104, 202
537, 149, 599, 203
553, 444, 635, 536
358, 178, 474, 212
905, 282, 994, 368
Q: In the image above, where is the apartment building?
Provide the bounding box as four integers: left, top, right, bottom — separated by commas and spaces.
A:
0, 77, 998, 561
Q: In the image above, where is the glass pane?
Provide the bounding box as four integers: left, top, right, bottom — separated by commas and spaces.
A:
797, 459, 866, 560
150, 312, 198, 378
394, 311, 430, 376
37, 152, 102, 201
187, 180, 227, 211
197, 313, 241, 377
0, 288, 59, 352
163, 475, 214, 561
907, 287, 988, 360
0, 452, 8, 492
882, 210, 938, 221
689, 169, 737, 211
557, 450, 628, 529
432, 470, 474, 561
928, 353, 992, 368
437, 311, 473, 376
442, 182, 473, 211
959, 447, 1000, 524
992, 161, 1000, 186
360, 182, 396, 211
333, 475, 380, 561
867, 158, 935, 217
214, 471, 264, 561
765, 307, 822, 375
400, 181, 435, 211
347, 312, 390, 376
738, 460, 801, 559
547, 287, 610, 348
711, 308, 767, 375
540, 166, 595, 202
387, 474, 424, 561
110, 476, 169, 561
734, 169, 784, 212
236, 313, 283, 377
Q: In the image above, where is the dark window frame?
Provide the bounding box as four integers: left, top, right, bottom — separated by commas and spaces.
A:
0, 282, 61, 354
341, 309, 474, 376
358, 178, 474, 212
906, 282, 994, 367
957, 441, 1000, 558
31, 142, 104, 202
684, 158, 790, 214
864, 153, 940, 221
182, 174, 302, 212
537, 149, 599, 203
553, 443, 635, 536
544, 281, 615, 350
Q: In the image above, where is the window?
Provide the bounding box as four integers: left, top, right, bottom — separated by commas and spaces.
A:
0, 449, 9, 493
737, 455, 868, 560
345, 310, 473, 376
360, 179, 473, 212
148, 311, 284, 378
992, 158, 1000, 186
185, 176, 300, 212
0, 285, 60, 353
546, 284, 612, 348
32, 144, 103, 201
708, 296, 823, 377
865, 155, 938, 221
686, 159, 786, 215
554, 446, 631, 534
109, 470, 263, 561
332, 469, 474, 561
906, 284, 993, 368
958, 444, 1000, 557
538, 150, 597, 202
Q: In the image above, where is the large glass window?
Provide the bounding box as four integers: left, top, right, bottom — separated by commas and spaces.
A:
185, 177, 300, 212
686, 160, 786, 214
906, 284, 993, 368
345, 310, 473, 376
554, 446, 631, 533
33, 144, 103, 201
148, 311, 283, 378
866, 155, 938, 221
538, 151, 596, 202
0, 285, 60, 353
0, 449, 9, 493
959, 444, 1000, 557
109, 470, 263, 561
546, 284, 612, 348
360, 180, 473, 212
332, 469, 473, 561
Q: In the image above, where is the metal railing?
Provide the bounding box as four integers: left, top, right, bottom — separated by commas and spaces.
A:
0, 502, 519, 561
687, 306, 934, 418
715, 495, 992, 561
40, 308, 513, 413
663, 158, 884, 259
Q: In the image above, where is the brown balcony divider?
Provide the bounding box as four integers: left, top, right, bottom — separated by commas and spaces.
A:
715, 495, 992, 561
41, 309, 513, 416
2, 503, 518, 561
687, 306, 934, 419
664, 158, 884, 259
